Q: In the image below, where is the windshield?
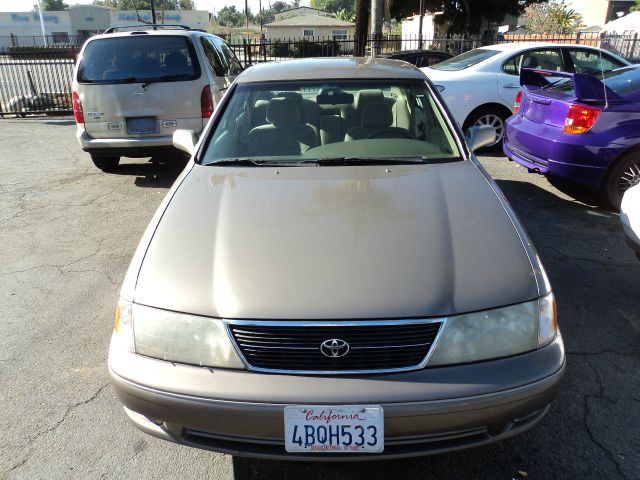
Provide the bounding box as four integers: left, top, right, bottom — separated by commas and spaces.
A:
200, 79, 462, 166
78, 35, 200, 84
430, 49, 499, 71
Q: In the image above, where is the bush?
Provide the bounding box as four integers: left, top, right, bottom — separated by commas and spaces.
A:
293, 39, 341, 58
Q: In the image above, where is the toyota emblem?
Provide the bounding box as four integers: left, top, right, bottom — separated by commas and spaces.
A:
319, 339, 350, 358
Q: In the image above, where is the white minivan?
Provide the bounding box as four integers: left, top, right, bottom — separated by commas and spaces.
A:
71, 26, 242, 171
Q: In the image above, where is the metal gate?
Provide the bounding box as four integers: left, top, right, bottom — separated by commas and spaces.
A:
0, 49, 76, 117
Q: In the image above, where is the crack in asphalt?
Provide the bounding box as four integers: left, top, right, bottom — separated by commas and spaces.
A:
567, 350, 639, 358
546, 245, 628, 269
582, 360, 628, 480
0, 189, 116, 227
4, 383, 109, 476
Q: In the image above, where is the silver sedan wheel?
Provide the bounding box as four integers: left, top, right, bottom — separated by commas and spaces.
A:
474, 114, 505, 147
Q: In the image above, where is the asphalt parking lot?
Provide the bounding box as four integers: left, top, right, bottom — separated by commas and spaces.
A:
1, 117, 639, 480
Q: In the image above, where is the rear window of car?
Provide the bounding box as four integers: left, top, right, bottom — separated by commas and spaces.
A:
550, 66, 639, 97
430, 49, 499, 71
602, 67, 640, 96
77, 35, 200, 84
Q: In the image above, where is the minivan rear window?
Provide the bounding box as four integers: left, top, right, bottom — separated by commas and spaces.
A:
78, 35, 200, 84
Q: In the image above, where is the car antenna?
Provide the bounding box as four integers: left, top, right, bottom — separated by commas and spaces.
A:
599, 48, 609, 108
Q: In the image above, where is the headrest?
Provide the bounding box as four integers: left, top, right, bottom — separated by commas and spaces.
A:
266, 97, 300, 124
165, 52, 187, 69
362, 102, 393, 127
278, 91, 303, 102
355, 89, 384, 111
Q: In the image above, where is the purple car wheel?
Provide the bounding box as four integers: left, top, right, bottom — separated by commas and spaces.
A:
604, 151, 640, 210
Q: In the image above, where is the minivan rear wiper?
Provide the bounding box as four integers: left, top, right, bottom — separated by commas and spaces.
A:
141, 74, 193, 89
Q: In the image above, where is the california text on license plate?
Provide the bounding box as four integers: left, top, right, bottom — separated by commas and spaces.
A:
284, 405, 384, 453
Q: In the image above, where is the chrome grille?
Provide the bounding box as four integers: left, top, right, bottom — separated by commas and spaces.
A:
227, 320, 444, 374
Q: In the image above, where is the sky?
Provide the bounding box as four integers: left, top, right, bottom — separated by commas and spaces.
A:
0, 0, 310, 14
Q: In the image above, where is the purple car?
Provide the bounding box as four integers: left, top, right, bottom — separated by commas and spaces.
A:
503, 65, 640, 209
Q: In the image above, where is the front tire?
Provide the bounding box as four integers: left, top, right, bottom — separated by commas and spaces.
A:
603, 151, 640, 211
90, 155, 120, 172
464, 107, 510, 152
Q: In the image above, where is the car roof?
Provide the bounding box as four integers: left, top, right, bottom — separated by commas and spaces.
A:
238, 57, 426, 83
87, 28, 207, 41
477, 42, 611, 53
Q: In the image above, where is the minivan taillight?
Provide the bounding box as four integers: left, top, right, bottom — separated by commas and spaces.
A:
513, 90, 523, 114
201, 85, 213, 118
563, 104, 601, 135
72, 91, 84, 124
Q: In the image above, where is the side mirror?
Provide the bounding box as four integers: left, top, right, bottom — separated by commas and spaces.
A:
466, 125, 497, 152
173, 129, 198, 156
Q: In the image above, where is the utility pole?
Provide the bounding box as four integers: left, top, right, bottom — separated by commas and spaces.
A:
259, 0, 263, 31
418, 0, 424, 50
36, 0, 48, 47
150, 0, 157, 28
370, 0, 383, 56
245, 0, 250, 41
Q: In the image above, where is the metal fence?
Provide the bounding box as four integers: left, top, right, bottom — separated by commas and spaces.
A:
0, 48, 76, 116
0, 32, 638, 117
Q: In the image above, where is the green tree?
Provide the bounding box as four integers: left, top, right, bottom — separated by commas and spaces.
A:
315, 0, 355, 15
389, 0, 547, 35
521, 0, 582, 34
92, 0, 195, 9
333, 7, 355, 21
630, 0, 640, 12
33, 0, 68, 11
216, 5, 250, 27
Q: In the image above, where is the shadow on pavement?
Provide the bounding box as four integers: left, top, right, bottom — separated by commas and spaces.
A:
546, 175, 604, 209
43, 120, 76, 126
230, 179, 640, 480
110, 155, 189, 189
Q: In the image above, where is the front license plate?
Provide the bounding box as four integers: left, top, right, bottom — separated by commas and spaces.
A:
126, 117, 158, 134
284, 405, 384, 453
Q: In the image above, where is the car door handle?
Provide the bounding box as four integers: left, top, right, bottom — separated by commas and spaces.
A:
502, 84, 520, 89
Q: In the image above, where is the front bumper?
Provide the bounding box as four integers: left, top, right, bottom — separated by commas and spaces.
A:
109, 335, 565, 460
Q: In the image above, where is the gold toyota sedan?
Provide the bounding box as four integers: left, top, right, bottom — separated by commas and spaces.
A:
108, 57, 565, 460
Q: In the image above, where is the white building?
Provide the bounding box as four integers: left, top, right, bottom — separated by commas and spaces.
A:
265, 7, 354, 40
568, 0, 636, 27
0, 6, 210, 48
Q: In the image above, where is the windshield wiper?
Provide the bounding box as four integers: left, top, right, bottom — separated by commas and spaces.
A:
297, 157, 427, 166
207, 158, 282, 167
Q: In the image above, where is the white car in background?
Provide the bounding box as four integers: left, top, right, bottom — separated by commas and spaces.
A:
621, 183, 640, 259
421, 42, 630, 149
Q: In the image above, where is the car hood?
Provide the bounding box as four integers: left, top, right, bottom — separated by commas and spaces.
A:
133, 161, 540, 319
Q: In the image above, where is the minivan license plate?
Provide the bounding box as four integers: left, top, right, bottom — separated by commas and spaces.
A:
284, 405, 383, 453
126, 117, 158, 134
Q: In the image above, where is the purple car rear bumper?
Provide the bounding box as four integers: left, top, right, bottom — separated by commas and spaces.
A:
503, 115, 622, 190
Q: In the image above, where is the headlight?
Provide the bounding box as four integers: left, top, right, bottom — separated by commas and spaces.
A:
112, 300, 244, 369
428, 293, 557, 366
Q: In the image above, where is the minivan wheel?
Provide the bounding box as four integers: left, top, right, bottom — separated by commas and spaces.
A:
90, 155, 120, 172
603, 151, 640, 211
464, 107, 510, 152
